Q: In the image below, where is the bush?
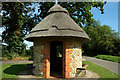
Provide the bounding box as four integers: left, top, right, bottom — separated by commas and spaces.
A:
95, 55, 120, 63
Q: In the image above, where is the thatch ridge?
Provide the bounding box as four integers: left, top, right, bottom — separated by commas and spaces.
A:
48, 4, 69, 14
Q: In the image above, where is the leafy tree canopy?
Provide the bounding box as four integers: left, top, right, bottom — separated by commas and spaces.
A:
83, 20, 120, 56
2, 2, 106, 57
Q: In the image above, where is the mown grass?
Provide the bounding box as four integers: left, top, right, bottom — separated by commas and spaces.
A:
82, 61, 119, 78
0, 64, 2, 79
94, 55, 120, 63
1, 61, 120, 79
2, 64, 28, 78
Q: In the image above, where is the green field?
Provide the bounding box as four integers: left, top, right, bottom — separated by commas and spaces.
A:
94, 55, 120, 63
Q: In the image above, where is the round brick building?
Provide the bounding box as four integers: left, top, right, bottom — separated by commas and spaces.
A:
25, 4, 90, 78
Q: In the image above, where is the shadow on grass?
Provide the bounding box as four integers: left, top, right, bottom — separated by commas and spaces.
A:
3, 64, 28, 75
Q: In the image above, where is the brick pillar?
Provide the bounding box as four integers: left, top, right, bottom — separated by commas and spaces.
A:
64, 41, 72, 78
64, 49, 72, 78
63, 40, 82, 78
41, 42, 50, 78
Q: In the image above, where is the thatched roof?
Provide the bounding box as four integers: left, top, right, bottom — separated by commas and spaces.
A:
25, 4, 90, 42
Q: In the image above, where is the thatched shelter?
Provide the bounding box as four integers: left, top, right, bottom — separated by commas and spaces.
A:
25, 4, 90, 78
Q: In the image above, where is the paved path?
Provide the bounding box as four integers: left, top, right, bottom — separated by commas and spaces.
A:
83, 56, 120, 76
2, 61, 33, 64
17, 70, 99, 78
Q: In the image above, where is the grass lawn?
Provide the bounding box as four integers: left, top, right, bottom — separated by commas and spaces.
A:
94, 55, 120, 63
2, 64, 28, 78
1, 62, 120, 79
83, 61, 119, 78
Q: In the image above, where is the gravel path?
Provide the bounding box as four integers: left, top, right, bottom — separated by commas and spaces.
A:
83, 56, 120, 76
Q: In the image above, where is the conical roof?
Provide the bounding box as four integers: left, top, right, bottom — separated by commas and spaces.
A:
25, 4, 90, 42
48, 4, 69, 14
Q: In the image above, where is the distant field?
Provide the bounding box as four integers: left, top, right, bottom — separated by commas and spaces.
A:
2, 56, 30, 61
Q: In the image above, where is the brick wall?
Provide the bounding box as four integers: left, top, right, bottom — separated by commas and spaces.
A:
64, 39, 82, 78
33, 39, 50, 78
33, 37, 82, 78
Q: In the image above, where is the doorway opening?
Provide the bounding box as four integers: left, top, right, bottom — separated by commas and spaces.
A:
50, 41, 63, 78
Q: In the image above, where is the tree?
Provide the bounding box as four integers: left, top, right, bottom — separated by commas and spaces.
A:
38, 2, 106, 27
112, 37, 120, 56
83, 21, 120, 56
26, 46, 33, 60
2, 2, 37, 58
26, 46, 33, 56
2, 2, 106, 57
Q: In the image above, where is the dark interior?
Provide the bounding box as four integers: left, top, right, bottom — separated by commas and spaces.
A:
50, 41, 63, 78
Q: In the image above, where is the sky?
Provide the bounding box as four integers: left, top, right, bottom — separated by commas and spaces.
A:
1, 2, 119, 48
90, 2, 118, 32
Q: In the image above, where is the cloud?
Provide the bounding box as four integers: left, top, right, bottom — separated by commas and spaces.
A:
0, 28, 3, 35
24, 40, 33, 49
